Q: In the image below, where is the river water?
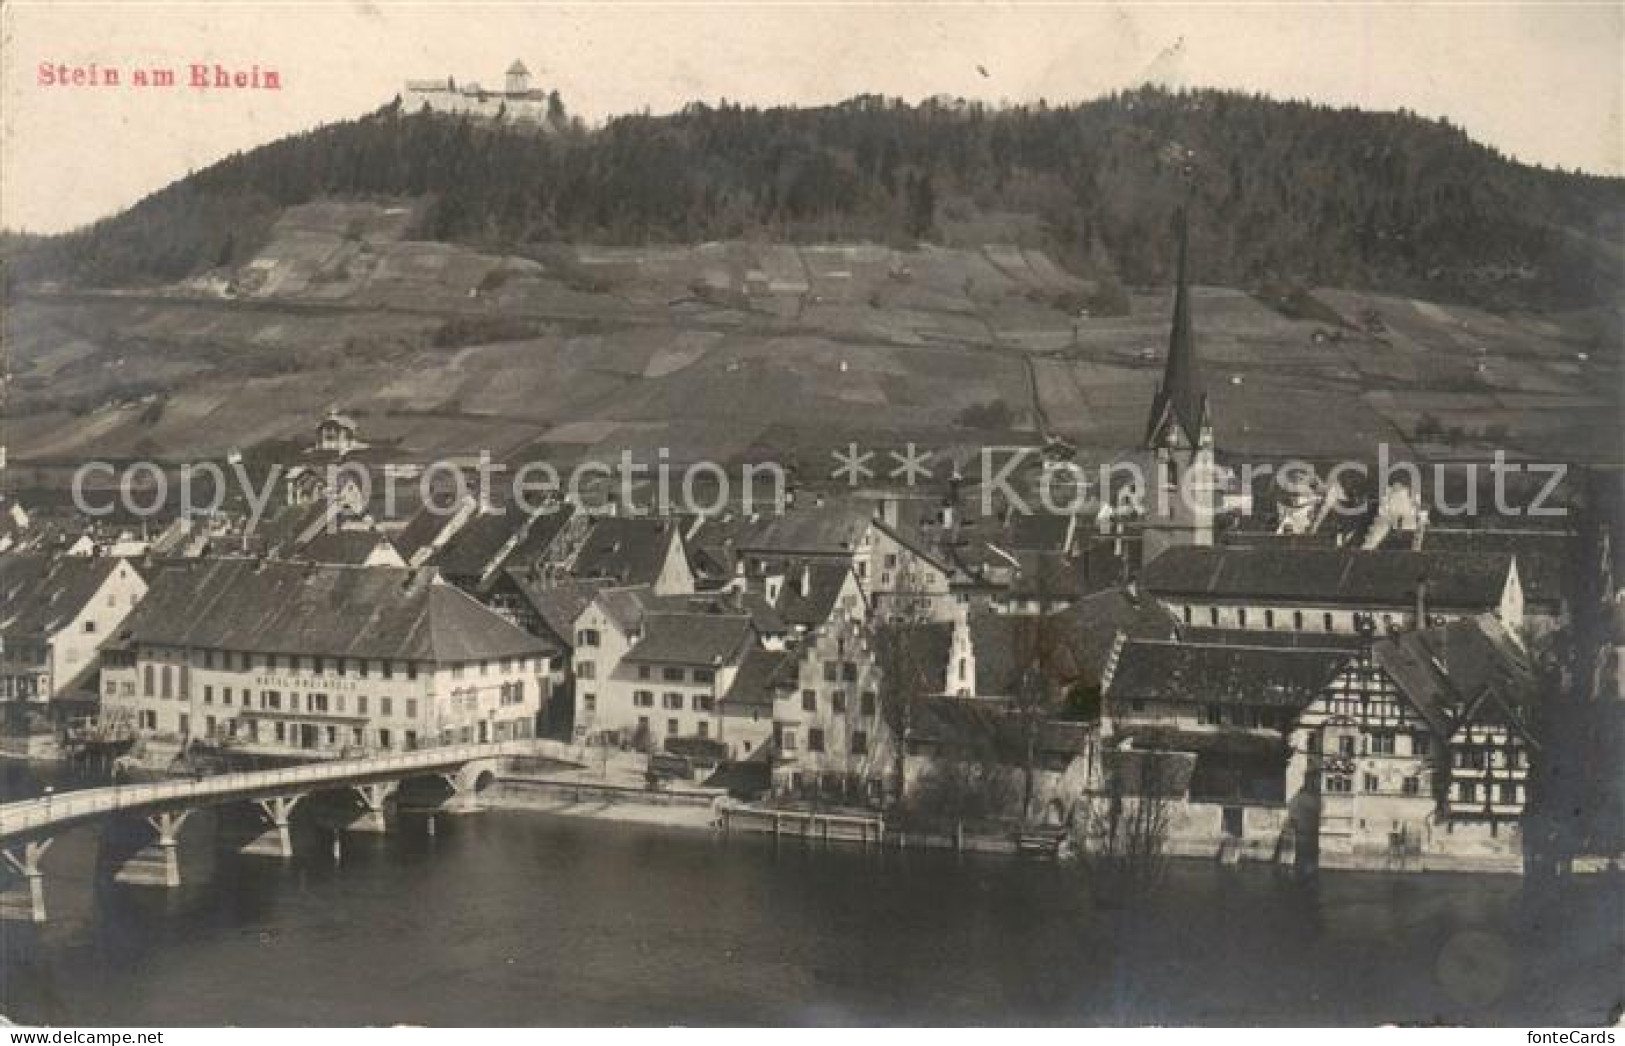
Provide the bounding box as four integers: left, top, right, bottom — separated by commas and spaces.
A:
0, 764, 1619, 1026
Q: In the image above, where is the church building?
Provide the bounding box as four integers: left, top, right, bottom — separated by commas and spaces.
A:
1142, 212, 1219, 566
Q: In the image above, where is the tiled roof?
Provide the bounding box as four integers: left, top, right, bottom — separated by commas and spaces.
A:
722, 646, 795, 710
505, 573, 613, 645
115, 558, 555, 663
1106, 639, 1347, 709
498, 505, 576, 573
1419, 528, 1573, 607
570, 516, 679, 585
773, 560, 856, 629
1048, 588, 1180, 685
1141, 545, 1514, 609
392, 500, 467, 564
623, 612, 754, 666
299, 530, 394, 566
735, 500, 875, 555
0, 555, 129, 640
1372, 614, 1535, 737
433, 513, 522, 579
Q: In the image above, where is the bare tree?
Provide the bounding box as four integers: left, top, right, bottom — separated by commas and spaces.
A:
1007, 584, 1071, 826
869, 567, 938, 811
1072, 748, 1182, 898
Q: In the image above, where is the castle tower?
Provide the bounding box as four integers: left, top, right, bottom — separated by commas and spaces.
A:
1141, 210, 1217, 565
505, 60, 531, 95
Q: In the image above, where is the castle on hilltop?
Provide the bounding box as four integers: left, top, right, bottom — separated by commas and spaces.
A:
403, 59, 557, 124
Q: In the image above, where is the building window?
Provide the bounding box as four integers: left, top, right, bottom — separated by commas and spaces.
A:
1371, 732, 1395, 755
1363, 773, 1379, 793
263, 690, 281, 711
697, 721, 710, 739
143, 664, 155, 697
808, 728, 825, 753
576, 661, 596, 680
357, 696, 369, 715
1323, 612, 1334, 632
852, 731, 868, 755
1338, 736, 1356, 757
1402, 776, 1421, 795
634, 690, 654, 708
1293, 611, 1303, 630
406, 699, 418, 719
1324, 773, 1352, 794
638, 665, 651, 680
663, 692, 684, 710
222, 687, 233, 706
666, 719, 679, 736
583, 694, 597, 714
663, 667, 684, 683
310, 693, 329, 713
1209, 607, 1219, 626
1457, 782, 1478, 803
381, 698, 393, 717
406, 663, 417, 681
203, 685, 214, 705
359, 660, 370, 678
576, 629, 600, 648
1264, 610, 1275, 628
314, 657, 326, 675
161, 666, 173, 700
832, 691, 847, 713
694, 668, 715, 684
780, 730, 798, 752
1499, 783, 1518, 805
382, 662, 393, 680
802, 690, 817, 712
1413, 733, 1432, 757
691, 694, 713, 712
1182, 606, 1193, 625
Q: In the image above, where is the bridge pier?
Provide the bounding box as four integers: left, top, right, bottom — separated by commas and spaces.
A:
1, 839, 53, 923
240, 795, 306, 858
346, 782, 397, 834
112, 810, 193, 888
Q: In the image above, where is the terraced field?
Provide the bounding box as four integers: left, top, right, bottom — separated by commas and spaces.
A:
6, 200, 1619, 472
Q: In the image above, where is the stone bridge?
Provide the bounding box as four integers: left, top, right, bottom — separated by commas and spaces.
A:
0, 740, 560, 923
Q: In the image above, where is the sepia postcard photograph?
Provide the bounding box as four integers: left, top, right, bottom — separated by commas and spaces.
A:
0, 0, 1621, 1032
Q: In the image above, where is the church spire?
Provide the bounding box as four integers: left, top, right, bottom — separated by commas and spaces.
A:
1145, 208, 1208, 448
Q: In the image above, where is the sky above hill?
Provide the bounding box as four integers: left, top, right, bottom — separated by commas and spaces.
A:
2, 1, 1620, 235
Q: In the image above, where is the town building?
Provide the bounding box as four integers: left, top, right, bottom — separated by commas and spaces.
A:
771, 609, 889, 802
99, 559, 557, 754
1141, 544, 1527, 638
0, 555, 148, 708
403, 60, 557, 123
1140, 214, 1219, 566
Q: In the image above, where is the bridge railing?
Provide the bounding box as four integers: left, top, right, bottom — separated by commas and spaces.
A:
0, 740, 535, 840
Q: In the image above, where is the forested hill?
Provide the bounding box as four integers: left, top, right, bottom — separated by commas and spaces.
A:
10, 86, 1625, 308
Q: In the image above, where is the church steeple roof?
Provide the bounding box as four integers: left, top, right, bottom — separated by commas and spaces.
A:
1145, 209, 1209, 448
